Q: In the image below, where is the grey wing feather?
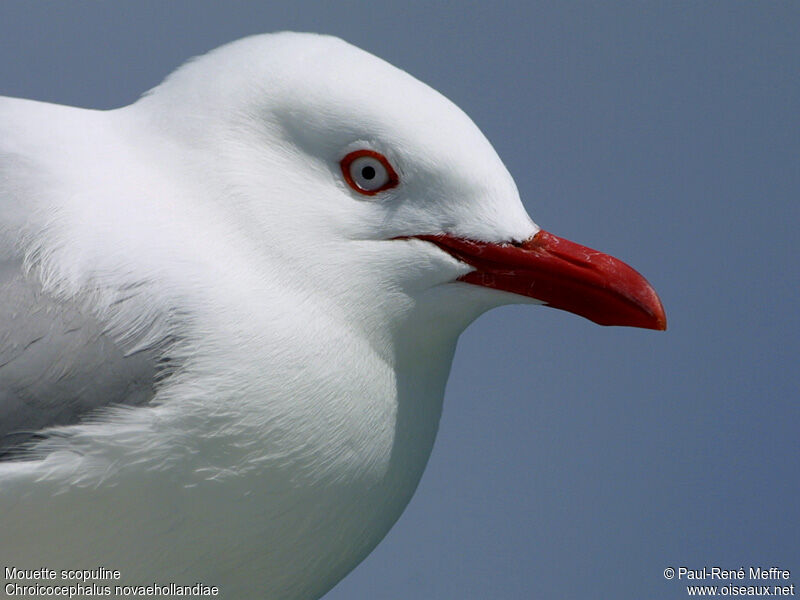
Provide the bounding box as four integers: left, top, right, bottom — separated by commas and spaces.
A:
0, 260, 157, 456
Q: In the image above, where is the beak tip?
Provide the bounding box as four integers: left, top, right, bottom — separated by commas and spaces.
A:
654, 307, 668, 332
639, 284, 667, 331
648, 285, 667, 331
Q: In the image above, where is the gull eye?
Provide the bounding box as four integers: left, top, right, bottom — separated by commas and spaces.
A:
340, 150, 399, 195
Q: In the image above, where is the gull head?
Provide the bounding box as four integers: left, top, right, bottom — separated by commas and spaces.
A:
132, 32, 665, 343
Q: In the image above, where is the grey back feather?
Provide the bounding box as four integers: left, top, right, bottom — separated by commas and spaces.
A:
0, 260, 157, 457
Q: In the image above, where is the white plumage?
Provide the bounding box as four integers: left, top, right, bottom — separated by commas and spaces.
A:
0, 32, 663, 599
0, 33, 536, 599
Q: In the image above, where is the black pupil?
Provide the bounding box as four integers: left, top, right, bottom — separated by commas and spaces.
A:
361, 165, 376, 180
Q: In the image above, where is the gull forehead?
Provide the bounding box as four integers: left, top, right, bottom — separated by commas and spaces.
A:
153, 31, 506, 157
141, 32, 531, 242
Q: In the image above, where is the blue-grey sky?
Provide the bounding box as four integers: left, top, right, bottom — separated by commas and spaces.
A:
2, 2, 797, 599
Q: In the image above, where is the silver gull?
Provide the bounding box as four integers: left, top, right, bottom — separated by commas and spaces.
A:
0, 32, 665, 599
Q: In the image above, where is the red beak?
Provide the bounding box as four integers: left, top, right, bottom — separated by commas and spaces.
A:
416, 230, 666, 330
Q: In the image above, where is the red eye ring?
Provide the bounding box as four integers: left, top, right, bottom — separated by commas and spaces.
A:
340, 149, 399, 195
